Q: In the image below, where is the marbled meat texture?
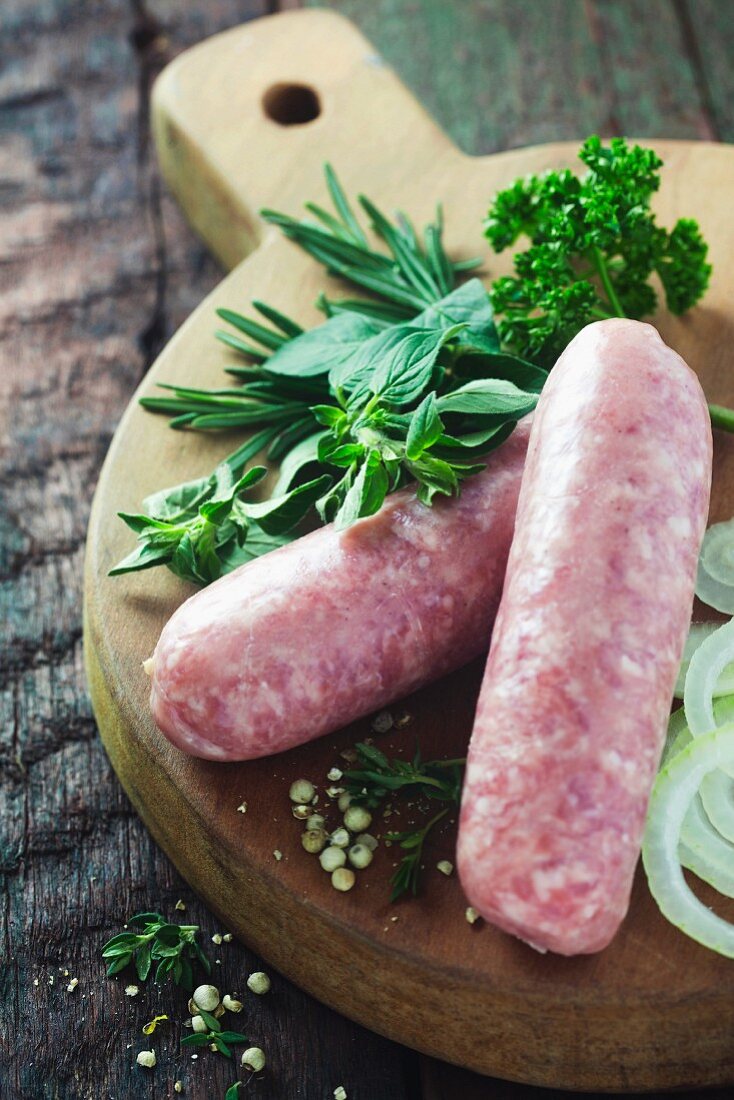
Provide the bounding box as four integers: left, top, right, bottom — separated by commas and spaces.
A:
458, 319, 712, 956
149, 419, 530, 760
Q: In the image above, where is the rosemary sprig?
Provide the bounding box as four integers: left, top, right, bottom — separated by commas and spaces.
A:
100, 911, 212, 991
261, 162, 482, 321
344, 743, 465, 900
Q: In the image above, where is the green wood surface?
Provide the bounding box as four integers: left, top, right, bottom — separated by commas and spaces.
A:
3, 1, 734, 1098
308, 0, 732, 146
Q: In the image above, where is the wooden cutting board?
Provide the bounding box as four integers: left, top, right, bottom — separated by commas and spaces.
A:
84, 9, 734, 1091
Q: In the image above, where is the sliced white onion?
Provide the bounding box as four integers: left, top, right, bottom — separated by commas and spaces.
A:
661, 719, 734, 898
695, 558, 734, 614
683, 623, 734, 779
684, 619, 734, 735
700, 520, 734, 586
642, 725, 734, 957
700, 769, 734, 844
673, 622, 734, 699
679, 827, 734, 900
681, 793, 734, 899
660, 709, 690, 768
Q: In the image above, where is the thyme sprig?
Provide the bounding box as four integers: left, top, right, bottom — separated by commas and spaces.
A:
387, 808, 452, 902
180, 1008, 248, 1059
344, 743, 465, 901
101, 911, 212, 991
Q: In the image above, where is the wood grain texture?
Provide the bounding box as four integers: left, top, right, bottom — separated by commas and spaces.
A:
305, 0, 720, 148
682, 0, 734, 140
86, 9, 734, 1092
0, 3, 417, 1099
5, 0, 734, 1097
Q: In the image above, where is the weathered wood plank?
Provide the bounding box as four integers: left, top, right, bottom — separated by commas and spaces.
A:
4, 0, 734, 1096
682, 0, 734, 141
304, 0, 722, 150
0, 2, 416, 1097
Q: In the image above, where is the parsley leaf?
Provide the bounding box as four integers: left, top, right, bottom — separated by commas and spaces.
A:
485, 135, 712, 365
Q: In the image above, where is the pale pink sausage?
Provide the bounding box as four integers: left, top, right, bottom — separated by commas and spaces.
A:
457, 320, 712, 955
149, 420, 530, 760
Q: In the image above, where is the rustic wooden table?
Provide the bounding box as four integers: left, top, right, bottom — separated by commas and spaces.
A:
2, 2, 734, 1098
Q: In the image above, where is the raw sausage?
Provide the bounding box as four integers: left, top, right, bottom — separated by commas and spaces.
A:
149, 419, 530, 760
457, 319, 711, 955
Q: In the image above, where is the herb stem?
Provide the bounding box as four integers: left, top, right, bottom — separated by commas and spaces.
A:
591, 246, 626, 318
709, 403, 734, 435
423, 806, 450, 833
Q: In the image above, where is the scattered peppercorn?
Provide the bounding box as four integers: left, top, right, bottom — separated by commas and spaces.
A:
331, 867, 356, 892
319, 846, 346, 872
348, 843, 373, 870
192, 984, 220, 1012
247, 971, 271, 995
289, 778, 315, 803
241, 1046, 266, 1072
344, 805, 372, 833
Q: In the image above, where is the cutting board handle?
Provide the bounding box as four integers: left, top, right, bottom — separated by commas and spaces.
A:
152, 9, 455, 269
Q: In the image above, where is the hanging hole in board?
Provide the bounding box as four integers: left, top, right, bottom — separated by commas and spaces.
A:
262, 83, 321, 126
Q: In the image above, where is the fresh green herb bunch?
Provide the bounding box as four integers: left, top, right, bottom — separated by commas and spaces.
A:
115, 143, 723, 586
115, 168, 541, 580
344, 742, 464, 901
486, 135, 712, 366
101, 912, 212, 990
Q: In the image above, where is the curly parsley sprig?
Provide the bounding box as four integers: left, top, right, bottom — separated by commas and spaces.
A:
485, 135, 712, 367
